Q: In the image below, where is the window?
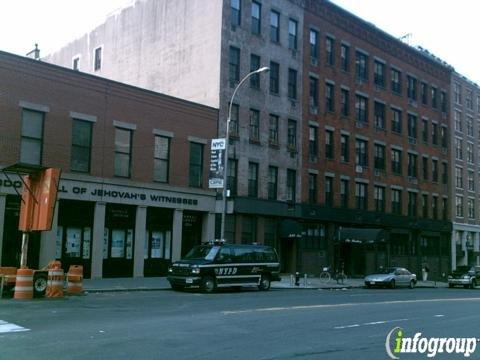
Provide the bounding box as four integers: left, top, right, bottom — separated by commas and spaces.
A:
441, 91, 447, 112
287, 119, 297, 150
340, 134, 349, 162
454, 111, 462, 132
421, 119, 428, 143
468, 199, 475, 219
355, 182, 367, 210
73, 57, 80, 71
229, 46, 240, 86
431, 87, 438, 109
251, 1, 261, 35
391, 149, 402, 175
422, 157, 428, 181
154, 135, 170, 183
466, 89, 473, 110
241, 216, 257, 244
341, 88, 349, 117
340, 44, 349, 72
288, 68, 297, 99
420, 82, 428, 105
454, 83, 462, 104
248, 162, 258, 197
270, 10, 280, 42
340, 179, 349, 208
455, 138, 463, 160
325, 83, 334, 112
286, 169, 296, 203
407, 75, 417, 101
408, 113, 417, 139
355, 51, 368, 82
94, 47, 102, 71
269, 61, 279, 94
432, 123, 438, 145
249, 108, 260, 141
355, 95, 368, 123
391, 68, 401, 94
374, 61, 385, 87
432, 159, 438, 182
355, 139, 368, 167
325, 130, 334, 159
391, 189, 402, 215
422, 194, 428, 218
71, 119, 92, 173
468, 170, 475, 192
268, 166, 278, 200
374, 143, 385, 170
326, 36, 334, 65
229, 103, 239, 136
325, 177, 333, 207
391, 108, 402, 133
231, 0, 241, 26
227, 159, 238, 196
269, 114, 279, 145
408, 153, 417, 178
308, 174, 317, 204
442, 198, 448, 220
408, 192, 417, 217
442, 162, 448, 185
466, 116, 474, 137
374, 186, 385, 212
309, 77, 318, 113
309, 126, 318, 162
467, 143, 474, 163
432, 196, 438, 219
456, 195, 464, 217
189, 142, 204, 187
20, 109, 44, 165
310, 29, 318, 61
250, 54, 261, 89
374, 102, 385, 129
455, 167, 463, 189
114, 127, 132, 178
288, 19, 298, 50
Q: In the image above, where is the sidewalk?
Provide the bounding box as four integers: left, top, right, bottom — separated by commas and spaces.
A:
83, 275, 448, 293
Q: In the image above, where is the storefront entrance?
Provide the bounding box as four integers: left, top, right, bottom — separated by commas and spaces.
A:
144, 208, 173, 276
103, 204, 136, 278
181, 211, 203, 257
1, 195, 40, 268
57, 200, 94, 278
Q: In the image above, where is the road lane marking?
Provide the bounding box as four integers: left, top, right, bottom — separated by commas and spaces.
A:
221, 297, 480, 315
0, 320, 29, 333
434, 314, 445, 317
335, 318, 409, 329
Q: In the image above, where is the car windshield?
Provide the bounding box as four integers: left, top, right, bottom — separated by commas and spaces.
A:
378, 267, 397, 274
184, 245, 220, 260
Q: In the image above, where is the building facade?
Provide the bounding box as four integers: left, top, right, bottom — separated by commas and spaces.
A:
44, 0, 455, 278
0, 51, 218, 278
450, 73, 480, 269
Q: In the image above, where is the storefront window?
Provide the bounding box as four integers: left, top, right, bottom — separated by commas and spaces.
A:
111, 229, 126, 258
65, 227, 82, 257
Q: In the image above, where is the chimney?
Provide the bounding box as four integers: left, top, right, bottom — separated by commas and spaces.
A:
26, 44, 40, 60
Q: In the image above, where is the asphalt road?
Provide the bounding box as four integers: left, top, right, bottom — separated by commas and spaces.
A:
1, 287, 480, 360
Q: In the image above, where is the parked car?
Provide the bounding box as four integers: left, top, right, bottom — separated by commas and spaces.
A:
364, 267, 417, 289
167, 241, 281, 293
448, 266, 480, 289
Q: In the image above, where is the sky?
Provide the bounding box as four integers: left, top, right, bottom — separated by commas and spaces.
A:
0, 0, 478, 84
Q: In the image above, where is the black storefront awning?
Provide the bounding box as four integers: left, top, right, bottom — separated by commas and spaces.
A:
280, 219, 302, 239
339, 227, 384, 244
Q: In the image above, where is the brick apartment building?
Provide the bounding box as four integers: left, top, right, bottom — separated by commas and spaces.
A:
450, 73, 480, 268
43, 0, 454, 277
0, 51, 218, 278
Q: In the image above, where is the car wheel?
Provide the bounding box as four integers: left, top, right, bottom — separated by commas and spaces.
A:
471, 280, 477, 289
258, 274, 271, 291
390, 280, 396, 289
201, 276, 216, 293
409, 280, 415, 289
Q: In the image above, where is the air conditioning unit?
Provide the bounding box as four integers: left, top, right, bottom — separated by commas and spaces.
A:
310, 106, 318, 115
355, 165, 363, 173
355, 121, 364, 129
310, 57, 318, 66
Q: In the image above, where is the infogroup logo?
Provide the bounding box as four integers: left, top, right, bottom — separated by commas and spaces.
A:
385, 327, 479, 359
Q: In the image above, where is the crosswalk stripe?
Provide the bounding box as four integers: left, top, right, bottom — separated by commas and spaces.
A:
0, 320, 29, 333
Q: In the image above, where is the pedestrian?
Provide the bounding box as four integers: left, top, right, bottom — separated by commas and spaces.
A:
422, 264, 429, 282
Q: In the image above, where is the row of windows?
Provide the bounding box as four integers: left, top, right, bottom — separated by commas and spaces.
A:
454, 167, 480, 192
230, 0, 299, 50
455, 195, 480, 220
307, 28, 448, 112
19, 108, 205, 188
453, 82, 480, 112
72, 46, 102, 72
308, 128, 449, 183
307, 175, 448, 220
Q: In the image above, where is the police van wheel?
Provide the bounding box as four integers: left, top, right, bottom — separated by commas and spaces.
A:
201, 276, 216, 293
258, 274, 271, 291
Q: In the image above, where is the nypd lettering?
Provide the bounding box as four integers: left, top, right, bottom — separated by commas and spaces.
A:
214, 267, 238, 276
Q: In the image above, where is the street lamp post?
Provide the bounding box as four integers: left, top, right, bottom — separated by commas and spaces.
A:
220, 66, 269, 241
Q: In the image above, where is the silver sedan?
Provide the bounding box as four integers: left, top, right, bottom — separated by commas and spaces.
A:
364, 267, 417, 289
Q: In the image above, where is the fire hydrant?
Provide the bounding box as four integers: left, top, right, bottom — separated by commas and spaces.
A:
295, 272, 300, 286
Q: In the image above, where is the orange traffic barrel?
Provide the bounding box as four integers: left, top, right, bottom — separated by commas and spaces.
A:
14, 268, 34, 299
46, 268, 64, 298
67, 265, 83, 295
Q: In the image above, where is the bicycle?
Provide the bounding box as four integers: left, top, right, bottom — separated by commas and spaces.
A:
319, 266, 348, 284
319, 267, 333, 284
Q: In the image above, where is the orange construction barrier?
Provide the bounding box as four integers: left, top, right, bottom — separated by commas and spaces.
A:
46, 268, 64, 298
67, 265, 83, 295
14, 268, 34, 299
0, 267, 18, 288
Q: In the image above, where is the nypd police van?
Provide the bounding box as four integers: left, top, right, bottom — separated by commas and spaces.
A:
167, 241, 281, 293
